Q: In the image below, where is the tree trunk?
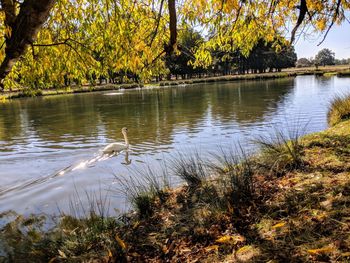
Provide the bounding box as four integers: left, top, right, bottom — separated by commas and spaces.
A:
0, 0, 56, 91
164, 0, 177, 56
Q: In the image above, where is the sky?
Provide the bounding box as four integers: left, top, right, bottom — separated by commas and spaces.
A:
294, 22, 350, 60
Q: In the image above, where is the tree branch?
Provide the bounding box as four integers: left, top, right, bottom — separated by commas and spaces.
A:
32, 38, 70, 47
317, 0, 341, 46
0, 0, 56, 91
148, 0, 164, 47
290, 0, 308, 43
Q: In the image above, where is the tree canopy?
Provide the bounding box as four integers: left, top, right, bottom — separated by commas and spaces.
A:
315, 48, 336, 66
0, 0, 349, 90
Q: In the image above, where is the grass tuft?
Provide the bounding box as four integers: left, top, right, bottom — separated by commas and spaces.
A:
254, 127, 305, 176
327, 94, 350, 126
114, 165, 170, 219
170, 152, 208, 189
211, 146, 254, 206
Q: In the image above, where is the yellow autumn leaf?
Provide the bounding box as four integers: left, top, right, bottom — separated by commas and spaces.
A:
237, 245, 251, 253
115, 234, 127, 250
216, 234, 245, 244
307, 246, 335, 255
272, 222, 286, 229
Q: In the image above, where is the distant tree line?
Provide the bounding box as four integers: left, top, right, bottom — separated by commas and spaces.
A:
164, 29, 297, 80
297, 48, 349, 68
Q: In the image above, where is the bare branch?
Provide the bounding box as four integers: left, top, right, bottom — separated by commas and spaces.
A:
32, 38, 70, 47
291, 0, 308, 43
147, 0, 165, 47
317, 0, 341, 46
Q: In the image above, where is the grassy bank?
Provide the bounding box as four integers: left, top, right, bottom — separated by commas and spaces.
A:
0, 83, 143, 101
1, 101, 350, 262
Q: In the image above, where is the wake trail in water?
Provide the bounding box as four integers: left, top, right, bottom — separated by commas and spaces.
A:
0, 152, 117, 197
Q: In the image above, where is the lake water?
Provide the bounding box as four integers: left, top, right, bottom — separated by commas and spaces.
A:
1, 75, 350, 216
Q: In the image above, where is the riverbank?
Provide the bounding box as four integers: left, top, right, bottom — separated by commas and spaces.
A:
1, 65, 349, 101
1, 99, 349, 262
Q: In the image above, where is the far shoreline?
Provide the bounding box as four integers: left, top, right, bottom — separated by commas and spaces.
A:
1, 65, 350, 101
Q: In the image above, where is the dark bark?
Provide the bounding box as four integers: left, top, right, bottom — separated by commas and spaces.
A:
164, 0, 177, 56
0, 0, 56, 91
290, 0, 308, 43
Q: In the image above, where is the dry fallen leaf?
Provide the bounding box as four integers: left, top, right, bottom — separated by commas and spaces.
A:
307, 246, 335, 255
205, 245, 219, 252
272, 222, 286, 229
216, 234, 245, 244
115, 234, 127, 250
58, 250, 67, 258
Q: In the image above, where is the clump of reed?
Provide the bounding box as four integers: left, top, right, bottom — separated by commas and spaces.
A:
254, 127, 305, 176
114, 165, 170, 219
210, 147, 255, 208
327, 94, 350, 126
170, 152, 208, 189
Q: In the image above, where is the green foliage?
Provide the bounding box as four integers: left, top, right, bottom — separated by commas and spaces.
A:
297, 57, 313, 67
315, 48, 335, 66
1, 0, 349, 90
166, 27, 205, 77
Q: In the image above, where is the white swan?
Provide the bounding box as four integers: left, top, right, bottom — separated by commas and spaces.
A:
103, 127, 129, 154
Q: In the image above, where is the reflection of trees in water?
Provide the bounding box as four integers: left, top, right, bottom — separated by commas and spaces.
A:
0, 100, 23, 142
209, 79, 293, 124
98, 88, 208, 145
0, 78, 298, 147
22, 95, 102, 143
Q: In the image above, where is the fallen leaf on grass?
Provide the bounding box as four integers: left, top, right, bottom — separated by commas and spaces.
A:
307, 246, 335, 255
115, 235, 127, 250
107, 249, 113, 259
58, 250, 67, 258
216, 235, 245, 244
205, 245, 219, 252
272, 222, 286, 229
236, 245, 260, 261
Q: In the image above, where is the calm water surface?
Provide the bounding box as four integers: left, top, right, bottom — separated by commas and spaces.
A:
0, 75, 349, 215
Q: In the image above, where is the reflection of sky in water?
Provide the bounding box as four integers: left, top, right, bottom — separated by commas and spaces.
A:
0, 75, 350, 216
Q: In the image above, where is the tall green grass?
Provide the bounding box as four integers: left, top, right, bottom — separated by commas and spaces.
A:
328, 94, 350, 126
